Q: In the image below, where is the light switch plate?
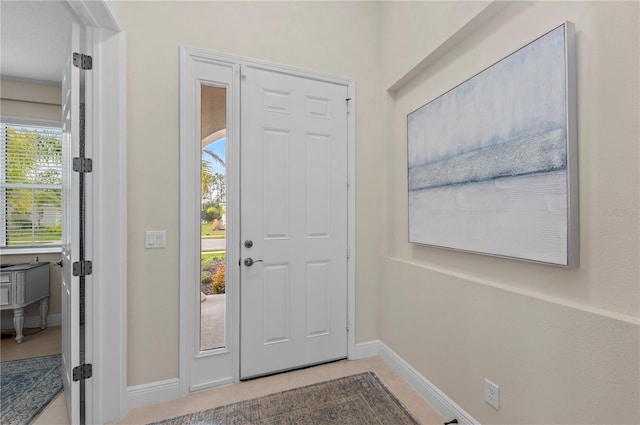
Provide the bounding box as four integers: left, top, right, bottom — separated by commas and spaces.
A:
145, 231, 166, 249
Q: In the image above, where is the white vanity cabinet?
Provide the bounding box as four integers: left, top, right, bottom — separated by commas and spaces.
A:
0, 262, 50, 343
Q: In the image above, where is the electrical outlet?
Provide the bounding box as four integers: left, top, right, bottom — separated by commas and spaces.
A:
485, 378, 500, 410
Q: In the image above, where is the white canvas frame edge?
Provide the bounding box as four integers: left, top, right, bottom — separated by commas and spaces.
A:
564, 21, 579, 268
406, 21, 579, 268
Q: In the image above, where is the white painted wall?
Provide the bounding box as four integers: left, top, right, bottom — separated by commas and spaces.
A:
379, 1, 639, 423
380, 0, 491, 89
110, 0, 382, 387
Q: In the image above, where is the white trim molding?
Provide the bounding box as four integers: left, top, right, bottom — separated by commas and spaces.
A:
351, 340, 380, 360
127, 379, 180, 410
354, 340, 479, 425
85, 24, 128, 424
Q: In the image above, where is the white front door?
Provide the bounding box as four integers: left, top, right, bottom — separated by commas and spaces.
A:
61, 21, 82, 424
240, 65, 349, 379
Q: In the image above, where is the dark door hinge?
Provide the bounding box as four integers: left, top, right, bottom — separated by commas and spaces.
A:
72, 260, 93, 277
73, 364, 93, 381
73, 157, 93, 173
73, 53, 93, 70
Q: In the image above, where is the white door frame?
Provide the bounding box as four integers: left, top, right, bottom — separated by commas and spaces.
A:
179, 47, 356, 394
65, 1, 127, 423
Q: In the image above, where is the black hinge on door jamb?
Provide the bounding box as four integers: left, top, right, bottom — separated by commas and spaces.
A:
73, 364, 93, 381
73, 157, 93, 173
72, 261, 93, 277
73, 53, 93, 70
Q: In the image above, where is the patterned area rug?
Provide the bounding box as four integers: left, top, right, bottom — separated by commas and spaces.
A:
149, 371, 419, 425
0, 354, 63, 425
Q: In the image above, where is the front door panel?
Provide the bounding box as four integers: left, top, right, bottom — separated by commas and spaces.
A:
240, 66, 348, 379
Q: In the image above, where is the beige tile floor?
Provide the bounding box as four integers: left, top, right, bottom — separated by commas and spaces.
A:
2, 326, 444, 424
0, 325, 61, 362
33, 393, 70, 425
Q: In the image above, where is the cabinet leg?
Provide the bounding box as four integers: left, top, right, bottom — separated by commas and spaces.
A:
13, 307, 24, 343
40, 297, 49, 329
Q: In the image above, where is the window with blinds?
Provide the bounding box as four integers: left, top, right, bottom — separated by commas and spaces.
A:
1, 122, 63, 250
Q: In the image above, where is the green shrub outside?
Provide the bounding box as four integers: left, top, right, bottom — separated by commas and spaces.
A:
211, 264, 225, 294
201, 252, 225, 295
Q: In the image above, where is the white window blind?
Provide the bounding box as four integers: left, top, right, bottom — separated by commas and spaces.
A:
1, 122, 63, 250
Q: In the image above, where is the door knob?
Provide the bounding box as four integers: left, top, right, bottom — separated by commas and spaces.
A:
243, 257, 263, 267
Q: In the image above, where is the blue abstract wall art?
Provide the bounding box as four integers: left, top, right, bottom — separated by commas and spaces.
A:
407, 22, 578, 266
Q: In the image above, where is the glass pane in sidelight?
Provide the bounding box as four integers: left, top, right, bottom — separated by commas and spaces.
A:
200, 85, 227, 351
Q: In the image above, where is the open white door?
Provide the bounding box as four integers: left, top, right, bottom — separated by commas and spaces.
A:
240, 65, 349, 379
61, 21, 82, 424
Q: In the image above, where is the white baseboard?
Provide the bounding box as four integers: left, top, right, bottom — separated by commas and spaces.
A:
351, 339, 381, 359
1, 313, 61, 331
190, 377, 234, 393
354, 339, 479, 425
127, 378, 180, 409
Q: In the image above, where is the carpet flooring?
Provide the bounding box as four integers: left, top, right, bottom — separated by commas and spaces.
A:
0, 354, 63, 425
148, 371, 419, 425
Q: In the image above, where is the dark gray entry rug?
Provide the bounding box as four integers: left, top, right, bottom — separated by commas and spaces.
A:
149, 371, 419, 424
0, 354, 63, 425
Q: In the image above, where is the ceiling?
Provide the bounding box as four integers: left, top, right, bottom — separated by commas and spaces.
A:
1, 0, 78, 85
